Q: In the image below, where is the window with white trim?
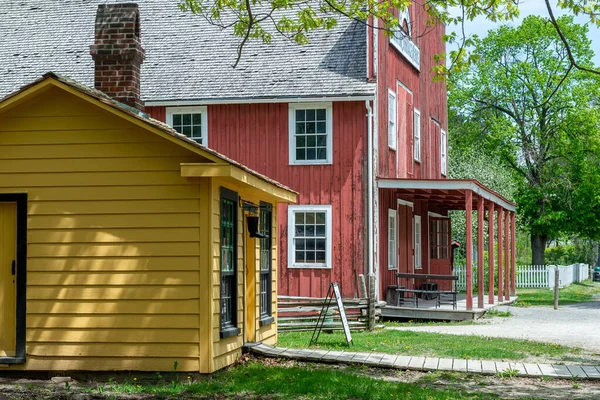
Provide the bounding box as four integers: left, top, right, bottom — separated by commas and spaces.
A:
413, 109, 421, 162
414, 215, 422, 270
166, 106, 208, 146
288, 205, 332, 268
289, 104, 332, 165
388, 90, 397, 150
441, 129, 447, 176
388, 209, 397, 270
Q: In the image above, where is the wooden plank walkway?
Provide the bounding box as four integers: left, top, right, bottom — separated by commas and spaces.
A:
248, 343, 600, 380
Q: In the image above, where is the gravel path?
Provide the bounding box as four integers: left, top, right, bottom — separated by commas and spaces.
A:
387, 300, 600, 352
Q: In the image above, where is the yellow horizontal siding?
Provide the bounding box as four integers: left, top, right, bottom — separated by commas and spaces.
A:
27, 315, 199, 329
27, 286, 199, 300
0, 143, 192, 159
0, 171, 187, 187
11, 356, 199, 372
27, 257, 200, 271
18, 185, 200, 201
29, 214, 200, 229
0, 129, 164, 145
28, 243, 199, 258
27, 328, 199, 343
28, 228, 201, 244
28, 271, 199, 286
27, 343, 198, 358
28, 299, 200, 315
0, 157, 198, 173
28, 199, 200, 215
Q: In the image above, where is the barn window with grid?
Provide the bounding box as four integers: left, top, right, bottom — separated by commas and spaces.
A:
289, 104, 332, 164
259, 202, 274, 325
166, 106, 208, 145
219, 187, 240, 338
288, 205, 332, 268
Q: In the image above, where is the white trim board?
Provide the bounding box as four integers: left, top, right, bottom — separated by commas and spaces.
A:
146, 95, 375, 107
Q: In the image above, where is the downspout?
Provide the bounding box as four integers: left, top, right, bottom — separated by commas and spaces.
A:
372, 16, 380, 299
366, 100, 374, 279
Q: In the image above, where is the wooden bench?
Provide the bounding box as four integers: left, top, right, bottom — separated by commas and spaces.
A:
394, 273, 459, 310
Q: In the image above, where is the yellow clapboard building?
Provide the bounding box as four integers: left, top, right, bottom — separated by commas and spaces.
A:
0, 73, 296, 373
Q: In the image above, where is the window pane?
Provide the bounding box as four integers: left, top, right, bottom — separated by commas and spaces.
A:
316, 135, 327, 147
316, 238, 326, 250
173, 114, 182, 125
295, 212, 304, 224
316, 225, 325, 236
295, 250, 304, 263
316, 148, 326, 160
296, 123, 306, 134
316, 109, 326, 120
305, 225, 315, 237
183, 114, 191, 124
306, 122, 316, 134
306, 239, 315, 250
193, 126, 202, 138
307, 136, 316, 147
306, 251, 315, 262
315, 212, 325, 224
306, 149, 316, 159
306, 213, 315, 224
295, 225, 305, 236
296, 109, 305, 122
192, 113, 202, 125
182, 126, 191, 136
296, 149, 306, 160
297, 136, 306, 147
296, 239, 305, 250
316, 251, 326, 263
316, 122, 326, 133
306, 109, 315, 121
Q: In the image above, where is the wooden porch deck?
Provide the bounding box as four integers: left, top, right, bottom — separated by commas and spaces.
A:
381, 295, 517, 321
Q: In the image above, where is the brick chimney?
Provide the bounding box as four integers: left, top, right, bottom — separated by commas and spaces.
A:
90, 3, 145, 111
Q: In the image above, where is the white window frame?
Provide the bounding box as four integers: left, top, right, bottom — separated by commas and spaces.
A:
441, 129, 447, 176
289, 103, 333, 165
414, 215, 422, 270
388, 209, 398, 270
413, 109, 421, 162
388, 89, 397, 150
166, 106, 208, 146
287, 205, 332, 269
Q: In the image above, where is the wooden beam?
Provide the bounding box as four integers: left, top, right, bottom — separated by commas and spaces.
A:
511, 212, 517, 295
477, 197, 485, 308
465, 190, 473, 310
487, 202, 495, 305
504, 209, 510, 301
497, 208, 503, 303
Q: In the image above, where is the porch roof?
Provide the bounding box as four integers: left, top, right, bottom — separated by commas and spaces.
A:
377, 179, 516, 212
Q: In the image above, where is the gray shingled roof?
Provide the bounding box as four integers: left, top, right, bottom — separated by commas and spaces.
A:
0, 0, 374, 102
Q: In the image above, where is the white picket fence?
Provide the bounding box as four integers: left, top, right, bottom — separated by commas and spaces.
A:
454, 263, 590, 290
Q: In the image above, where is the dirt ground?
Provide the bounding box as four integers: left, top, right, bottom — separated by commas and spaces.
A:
1, 357, 600, 399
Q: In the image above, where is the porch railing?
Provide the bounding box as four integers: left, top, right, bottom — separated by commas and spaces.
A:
454, 263, 590, 290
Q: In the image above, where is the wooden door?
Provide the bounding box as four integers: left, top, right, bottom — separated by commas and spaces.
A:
244, 220, 257, 343
429, 217, 452, 289
0, 202, 17, 357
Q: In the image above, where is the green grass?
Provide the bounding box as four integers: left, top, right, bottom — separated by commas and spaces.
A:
278, 330, 581, 361
88, 361, 495, 399
515, 280, 600, 306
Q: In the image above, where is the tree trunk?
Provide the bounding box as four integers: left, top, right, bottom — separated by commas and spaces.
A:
531, 234, 547, 266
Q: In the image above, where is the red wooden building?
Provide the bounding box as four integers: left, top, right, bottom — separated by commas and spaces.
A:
2, 1, 516, 309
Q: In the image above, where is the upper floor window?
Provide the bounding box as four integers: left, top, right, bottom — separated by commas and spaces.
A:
288, 205, 332, 268
289, 103, 333, 165
388, 90, 397, 150
441, 129, 447, 176
166, 106, 208, 146
413, 109, 421, 162
390, 8, 420, 71
388, 209, 398, 270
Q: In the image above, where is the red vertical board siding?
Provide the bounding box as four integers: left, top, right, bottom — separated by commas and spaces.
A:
376, 5, 447, 181
184, 101, 362, 299
145, 106, 165, 122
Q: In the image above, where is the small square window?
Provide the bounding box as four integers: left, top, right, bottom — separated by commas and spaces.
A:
166, 106, 208, 146
288, 205, 332, 269
289, 104, 332, 165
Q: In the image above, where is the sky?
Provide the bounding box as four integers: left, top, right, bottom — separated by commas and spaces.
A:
448, 0, 600, 67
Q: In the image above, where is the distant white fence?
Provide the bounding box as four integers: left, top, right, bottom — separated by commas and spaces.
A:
454, 263, 590, 290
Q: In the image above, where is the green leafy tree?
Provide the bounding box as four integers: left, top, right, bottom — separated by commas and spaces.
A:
178, 0, 600, 73
450, 15, 600, 265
